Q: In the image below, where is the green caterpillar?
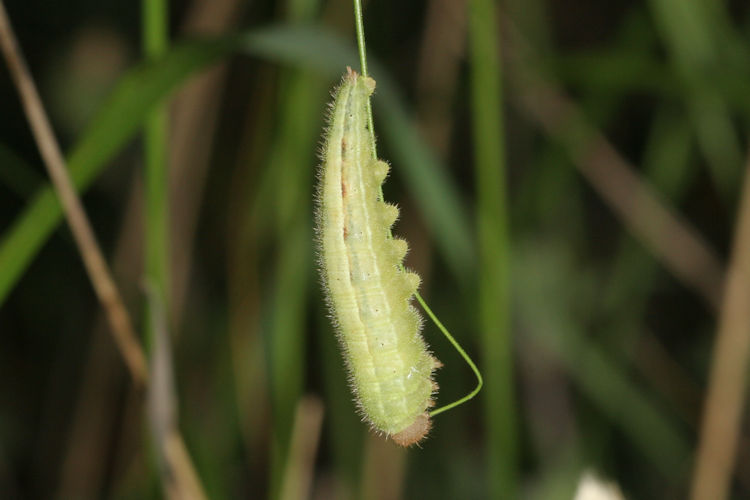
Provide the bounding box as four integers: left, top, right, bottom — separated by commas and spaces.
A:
316, 68, 440, 446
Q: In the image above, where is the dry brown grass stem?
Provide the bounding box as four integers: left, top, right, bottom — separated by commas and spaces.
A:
360, 433, 407, 500
147, 285, 207, 500
0, 1, 148, 385
690, 149, 750, 500
57, 178, 144, 498
279, 396, 325, 500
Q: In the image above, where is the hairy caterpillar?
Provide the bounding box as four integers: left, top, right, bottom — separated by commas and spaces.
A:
316, 68, 440, 446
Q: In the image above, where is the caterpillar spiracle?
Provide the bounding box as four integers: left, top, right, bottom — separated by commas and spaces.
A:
316, 68, 440, 446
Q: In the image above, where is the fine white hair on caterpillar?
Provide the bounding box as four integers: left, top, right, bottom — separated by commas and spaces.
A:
316, 67, 440, 446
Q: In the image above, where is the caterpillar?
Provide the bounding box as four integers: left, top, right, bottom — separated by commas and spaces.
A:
316, 67, 440, 446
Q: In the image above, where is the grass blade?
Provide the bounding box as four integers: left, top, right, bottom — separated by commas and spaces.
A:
0, 37, 231, 304
0, 1, 148, 384
467, 1, 516, 497
691, 152, 750, 500
647, 0, 743, 203
142, 0, 170, 352
0, 25, 473, 305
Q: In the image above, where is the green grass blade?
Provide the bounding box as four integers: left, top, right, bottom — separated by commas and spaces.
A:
142, 0, 170, 353
647, 0, 743, 202
467, 1, 516, 498
0, 38, 230, 304
0, 25, 472, 305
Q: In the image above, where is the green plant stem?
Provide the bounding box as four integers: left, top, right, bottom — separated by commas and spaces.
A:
468, 0, 516, 498
352, 0, 377, 158
352, 0, 368, 78
418, 293, 483, 417
143, 0, 169, 353
351, 0, 482, 417
141, 0, 170, 495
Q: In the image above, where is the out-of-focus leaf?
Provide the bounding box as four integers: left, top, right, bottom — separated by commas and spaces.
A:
467, 0, 516, 497
0, 38, 231, 303
648, 0, 744, 202
0, 26, 471, 305
514, 241, 691, 482
238, 26, 473, 279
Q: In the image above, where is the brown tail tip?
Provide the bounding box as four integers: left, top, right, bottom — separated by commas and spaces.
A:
391, 413, 431, 447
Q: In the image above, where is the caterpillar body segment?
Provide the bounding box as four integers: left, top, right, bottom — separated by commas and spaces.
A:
317, 68, 439, 446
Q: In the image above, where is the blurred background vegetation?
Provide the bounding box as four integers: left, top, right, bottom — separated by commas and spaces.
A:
1, 0, 749, 498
